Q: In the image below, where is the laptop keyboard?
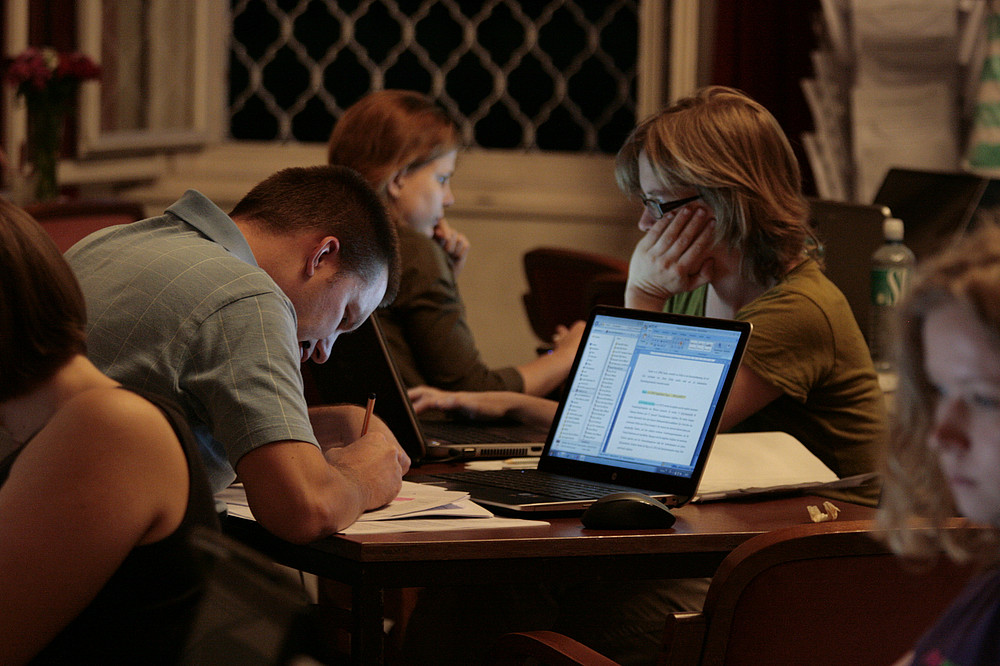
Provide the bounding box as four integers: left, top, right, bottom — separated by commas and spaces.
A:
420, 421, 539, 445
430, 469, 631, 500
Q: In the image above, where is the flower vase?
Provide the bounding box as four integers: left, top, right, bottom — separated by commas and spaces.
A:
26, 98, 68, 203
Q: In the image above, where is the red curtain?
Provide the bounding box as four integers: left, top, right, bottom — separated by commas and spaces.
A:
28, 0, 77, 49
25, 0, 80, 156
711, 0, 822, 195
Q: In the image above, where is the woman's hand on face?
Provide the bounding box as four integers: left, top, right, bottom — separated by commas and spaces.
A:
626, 205, 716, 310
434, 219, 471, 276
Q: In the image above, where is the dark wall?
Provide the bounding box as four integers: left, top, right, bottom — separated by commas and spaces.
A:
28, 0, 77, 48
19, 0, 81, 154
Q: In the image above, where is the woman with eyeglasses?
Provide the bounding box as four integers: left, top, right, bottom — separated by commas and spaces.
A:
403, 86, 887, 665
326, 89, 583, 397
616, 85, 885, 503
414, 86, 886, 506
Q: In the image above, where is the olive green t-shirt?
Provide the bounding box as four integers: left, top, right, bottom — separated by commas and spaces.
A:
665, 259, 886, 505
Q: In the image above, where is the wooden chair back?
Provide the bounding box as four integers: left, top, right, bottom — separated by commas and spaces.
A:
807, 197, 889, 330
522, 247, 628, 341
664, 519, 980, 665
489, 519, 982, 666
24, 198, 146, 252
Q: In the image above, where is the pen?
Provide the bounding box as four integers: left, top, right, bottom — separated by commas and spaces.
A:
502, 457, 539, 470
361, 392, 376, 436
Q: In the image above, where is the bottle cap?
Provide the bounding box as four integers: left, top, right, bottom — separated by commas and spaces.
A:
883, 217, 904, 242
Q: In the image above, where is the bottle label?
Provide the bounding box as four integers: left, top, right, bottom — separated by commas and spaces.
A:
871, 267, 911, 307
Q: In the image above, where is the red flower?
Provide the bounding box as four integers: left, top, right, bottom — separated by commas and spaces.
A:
55, 52, 101, 81
2, 47, 100, 99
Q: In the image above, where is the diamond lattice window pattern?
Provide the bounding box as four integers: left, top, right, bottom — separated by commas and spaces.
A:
229, 0, 638, 153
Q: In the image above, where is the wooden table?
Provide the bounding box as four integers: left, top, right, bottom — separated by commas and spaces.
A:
224, 483, 877, 665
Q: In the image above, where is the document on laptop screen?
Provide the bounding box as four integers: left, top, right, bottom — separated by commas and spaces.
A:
548, 314, 741, 478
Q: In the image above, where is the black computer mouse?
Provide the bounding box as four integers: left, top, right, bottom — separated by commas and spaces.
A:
580, 492, 677, 530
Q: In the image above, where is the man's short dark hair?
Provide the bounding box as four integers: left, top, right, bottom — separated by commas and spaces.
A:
230, 165, 401, 304
0, 198, 88, 401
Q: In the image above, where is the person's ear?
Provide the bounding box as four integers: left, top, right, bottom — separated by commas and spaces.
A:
387, 170, 406, 199
306, 236, 340, 277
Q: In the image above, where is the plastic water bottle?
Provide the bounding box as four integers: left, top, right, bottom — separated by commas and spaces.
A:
869, 217, 915, 373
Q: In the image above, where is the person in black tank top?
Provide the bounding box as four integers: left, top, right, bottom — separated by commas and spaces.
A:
0, 199, 219, 664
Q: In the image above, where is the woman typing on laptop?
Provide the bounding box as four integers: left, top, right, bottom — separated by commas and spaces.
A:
325, 89, 583, 396
402, 86, 887, 664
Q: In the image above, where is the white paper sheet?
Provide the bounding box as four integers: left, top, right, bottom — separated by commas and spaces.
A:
852, 83, 960, 203
852, 0, 960, 88
216, 481, 549, 534
694, 432, 839, 500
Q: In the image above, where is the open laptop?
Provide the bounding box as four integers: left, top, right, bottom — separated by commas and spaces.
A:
872, 167, 988, 261
417, 305, 752, 512
304, 312, 548, 464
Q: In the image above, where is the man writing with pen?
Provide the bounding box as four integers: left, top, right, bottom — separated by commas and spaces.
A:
66, 166, 411, 543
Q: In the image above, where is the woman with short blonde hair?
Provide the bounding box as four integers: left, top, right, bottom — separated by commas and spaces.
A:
615, 85, 811, 286
615, 86, 884, 504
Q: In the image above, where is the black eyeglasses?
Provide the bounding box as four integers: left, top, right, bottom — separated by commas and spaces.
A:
640, 194, 701, 220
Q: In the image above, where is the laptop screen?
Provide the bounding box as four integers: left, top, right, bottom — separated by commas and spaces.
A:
546, 309, 748, 481
872, 168, 987, 261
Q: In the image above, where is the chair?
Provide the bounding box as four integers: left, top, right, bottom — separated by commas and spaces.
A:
182, 526, 334, 665
808, 198, 890, 332
24, 198, 146, 252
488, 519, 982, 666
522, 247, 629, 342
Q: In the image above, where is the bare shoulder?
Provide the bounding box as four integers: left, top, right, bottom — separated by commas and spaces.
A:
42, 387, 185, 472
55, 388, 175, 440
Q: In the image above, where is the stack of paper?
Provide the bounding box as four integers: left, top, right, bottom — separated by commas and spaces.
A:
802, 50, 852, 200
217, 481, 548, 535
466, 432, 874, 503
803, 1, 855, 200
807, 0, 987, 202
692, 431, 875, 502
851, 0, 964, 202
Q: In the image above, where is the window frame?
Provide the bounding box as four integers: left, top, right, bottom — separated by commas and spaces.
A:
75, 0, 229, 157
2, 1, 704, 191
